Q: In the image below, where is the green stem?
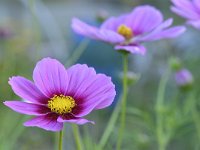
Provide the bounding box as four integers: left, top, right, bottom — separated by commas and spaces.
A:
58, 130, 63, 150
155, 69, 170, 150
28, 0, 41, 60
193, 108, 200, 149
190, 92, 200, 143
72, 124, 83, 150
98, 94, 122, 149
116, 53, 128, 150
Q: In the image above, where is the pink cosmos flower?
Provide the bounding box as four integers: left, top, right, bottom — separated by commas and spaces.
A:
72, 5, 185, 55
171, 0, 200, 29
4, 58, 116, 131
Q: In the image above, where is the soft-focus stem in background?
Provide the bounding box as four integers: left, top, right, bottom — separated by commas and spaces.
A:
65, 38, 90, 67
59, 130, 63, 150
190, 92, 200, 148
28, 0, 42, 60
72, 124, 83, 150
116, 52, 129, 150
98, 94, 122, 149
155, 69, 170, 150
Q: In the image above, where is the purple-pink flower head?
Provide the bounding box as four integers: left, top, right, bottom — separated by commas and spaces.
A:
171, 0, 200, 29
4, 58, 116, 131
175, 68, 193, 90
0, 27, 12, 39
72, 5, 185, 55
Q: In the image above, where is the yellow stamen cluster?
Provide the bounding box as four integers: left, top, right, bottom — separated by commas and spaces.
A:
117, 24, 133, 39
48, 95, 76, 114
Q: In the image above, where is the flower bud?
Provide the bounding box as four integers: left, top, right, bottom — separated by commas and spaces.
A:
169, 57, 182, 71
175, 69, 193, 91
119, 71, 140, 85
0, 27, 12, 39
96, 10, 109, 23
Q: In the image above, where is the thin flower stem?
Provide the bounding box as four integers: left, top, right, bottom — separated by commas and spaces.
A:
58, 130, 63, 150
28, 0, 42, 60
193, 106, 200, 139
98, 94, 122, 149
190, 92, 200, 145
116, 52, 128, 150
155, 69, 170, 150
72, 124, 83, 150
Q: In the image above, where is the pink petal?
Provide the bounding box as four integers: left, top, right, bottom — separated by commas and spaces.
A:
33, 58, 69, 98
100, 15, 128, 31
24, 113, 63, 131
143, 26, 185, 41
171, 0, 199, 19
137, 19, 185, 41
65, 64, 96, 96
171, 7, 198, 20
4, 101, 50, 115
57, 116, 94, 125
115, 45, 146, 55
72, 18, 99, 39
151, 26, 186, 39
187, 20, 200, 29
98, 29, 125, 44
75, 79, 115, 117
135, 18, 173, 42
72, 18, 125, 44
194, 0, 200, 11
126, 5, 163, 35
78, 74, 115, 110
9, 76, 48, 104
66, 64, 116, 117
94, 87, 117, 109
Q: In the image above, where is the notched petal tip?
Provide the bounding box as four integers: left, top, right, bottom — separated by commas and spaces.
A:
135, 5, 160, 11
33, 57, 69, 97
115, 45, 146, 55
57, 116, 95, 125
23, 114, 63, 132
3, 101, 51, 116
169, 26, 186, 37
3, 101, 10, 106
8, 76, 21, 85
23, 122, 63, 132
179, 26, 186, 33
72, 17, 82, 24
8, 76, 48, 104
71, 64, 89, 69
35, 57, 57, 66
167, 18, 174, 24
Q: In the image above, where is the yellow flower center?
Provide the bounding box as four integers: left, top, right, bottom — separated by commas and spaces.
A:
117, 24, 133, 39
48, 95, 76, 114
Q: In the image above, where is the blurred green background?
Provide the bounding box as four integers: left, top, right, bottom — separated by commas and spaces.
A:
1, 0, 200, 150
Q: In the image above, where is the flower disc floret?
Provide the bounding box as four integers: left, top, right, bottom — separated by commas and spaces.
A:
117, 24, 133, 39
48, 95, 76, 114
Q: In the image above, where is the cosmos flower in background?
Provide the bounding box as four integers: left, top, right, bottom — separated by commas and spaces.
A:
175, 68, 194, 90
0, 26, 13, 39
72, 5, 185, 55
171, 0, 200, 29
4, 58, 116, 131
